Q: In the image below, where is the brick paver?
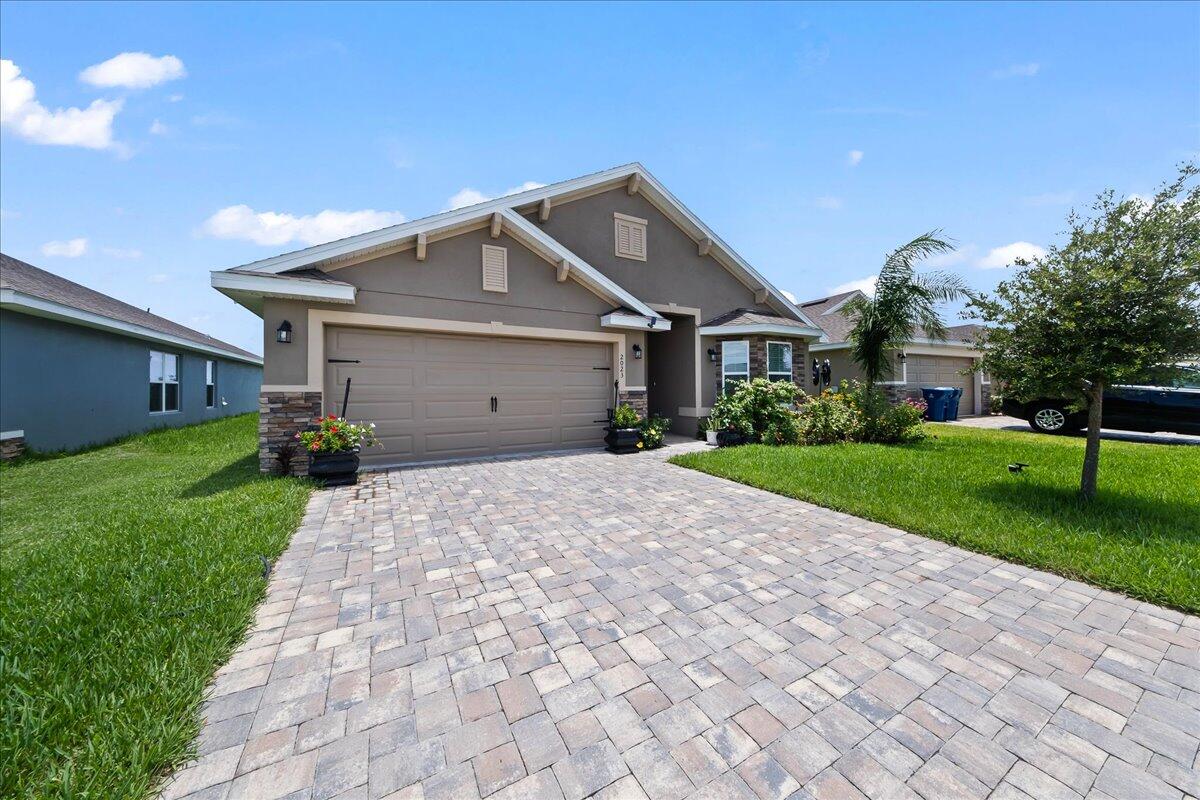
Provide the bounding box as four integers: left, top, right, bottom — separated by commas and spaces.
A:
161, 441, 1200, 800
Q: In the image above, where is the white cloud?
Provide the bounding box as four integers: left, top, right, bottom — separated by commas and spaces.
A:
167, 93, 184, 103
201, 205, 407, 247
149, 119, 169, 135
79, 53, 186, 89
847, 150, 863, 166
829, 274, 877, 296
977, 241, 1046, 269
1, 59, 123, 150
446, 181, 546, 211
41, 238, 89, 257
102, 246, 143, 259
924, 244, 977, 269
991, 62, 1040, 79
781, 290, 798, 304
148, 272, 169, 283
814, 195, 843, 210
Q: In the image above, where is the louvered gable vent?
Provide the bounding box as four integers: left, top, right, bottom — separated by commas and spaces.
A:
481, 244, 508, 293
614, 213, 647, 261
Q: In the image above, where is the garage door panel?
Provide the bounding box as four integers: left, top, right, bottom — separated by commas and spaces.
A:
325, 326, 610, 465
423, 365, 494, 389
423, 429, 493, 458
909, 355, 975, 415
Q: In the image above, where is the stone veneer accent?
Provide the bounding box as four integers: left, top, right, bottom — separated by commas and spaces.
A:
1, 433, 25, 461
712, 335, 810, 399
617, 389, 648, 418
259, 391, 323, 475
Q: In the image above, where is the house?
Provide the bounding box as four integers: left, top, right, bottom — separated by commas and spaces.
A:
209, 164, 826, 472
1, 254, 262, 457
800, 290, 990, 414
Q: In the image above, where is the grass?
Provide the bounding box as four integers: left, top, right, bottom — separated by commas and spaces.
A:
670, 424, 1200, 613
0, 414, 312, 800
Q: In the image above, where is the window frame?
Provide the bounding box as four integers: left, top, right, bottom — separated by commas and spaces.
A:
205, 360, 217, 408
766, 341, 794, 383
613, 212, 648, 262
878, 357, 908, 386
149, 350, 181, 414
721, 340, 750, 395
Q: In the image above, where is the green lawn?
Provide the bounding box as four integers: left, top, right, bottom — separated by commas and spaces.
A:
0, 415, 311, 800
670, 425, 1200, 612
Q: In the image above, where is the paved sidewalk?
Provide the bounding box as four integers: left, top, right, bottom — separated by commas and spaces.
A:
946, 415, 1200, 446
161, 441, 1199, 800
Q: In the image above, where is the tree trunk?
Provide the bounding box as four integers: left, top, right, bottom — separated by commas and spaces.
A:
1080, 383, 1105, 500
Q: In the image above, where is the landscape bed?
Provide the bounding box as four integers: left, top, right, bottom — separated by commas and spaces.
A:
0, 414, 311, 800
670, 424, 1200, 613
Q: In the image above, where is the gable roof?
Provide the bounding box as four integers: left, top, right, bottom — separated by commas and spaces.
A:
800, 289, 981, 348
212, 163, 818, 329
1, 253, 261, 364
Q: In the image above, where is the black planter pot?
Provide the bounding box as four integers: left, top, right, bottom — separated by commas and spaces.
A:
604, 427, 642, 454
308, 449, 360, 486
716, 429, 748, 447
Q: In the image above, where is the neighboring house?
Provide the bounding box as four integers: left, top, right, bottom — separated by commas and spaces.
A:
800, 289, 990, 414
0, 254, 262, 456
210, 163, 825, 472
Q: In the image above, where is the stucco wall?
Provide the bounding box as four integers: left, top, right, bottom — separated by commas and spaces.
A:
0, 310, 260, 453
260, 225, 647, 387
528, 188, 773, 324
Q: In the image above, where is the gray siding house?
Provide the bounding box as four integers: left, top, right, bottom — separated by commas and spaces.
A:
1, 254, 262, 455
210, 164, 827, 472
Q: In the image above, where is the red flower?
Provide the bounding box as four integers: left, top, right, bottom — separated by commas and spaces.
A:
330, 426, 339, 433
327, 414, 336, 420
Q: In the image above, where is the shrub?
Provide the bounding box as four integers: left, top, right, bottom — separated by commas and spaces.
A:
611, 403, 641, 428
796, 391, 858, 444
296, 415, 379, 454
709, 379, 797, 444
696, 416, 710, 440
762, 414, 803, 446
795, 381, 925, 445
639, 415, 671, 449
989, 392, 1004, 415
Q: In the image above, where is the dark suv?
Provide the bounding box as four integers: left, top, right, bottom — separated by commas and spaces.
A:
1002, 368, 1200, 436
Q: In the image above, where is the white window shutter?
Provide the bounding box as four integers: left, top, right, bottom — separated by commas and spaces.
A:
481, 244, 508, 293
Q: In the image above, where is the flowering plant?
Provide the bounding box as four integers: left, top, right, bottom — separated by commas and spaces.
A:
296, 415, 380, 454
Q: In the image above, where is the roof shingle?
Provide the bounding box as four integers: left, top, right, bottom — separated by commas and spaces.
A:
1, 253, 260, 361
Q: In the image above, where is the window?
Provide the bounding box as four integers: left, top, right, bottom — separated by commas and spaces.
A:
481, 244, 508, 293
767, 341, 793, 383
880, 360, 908, 385
149, 351, 179, 413
614, 212, 647, 261
721, 340, 749, 395
980, 370, 991, 385
206, 360, 217, 408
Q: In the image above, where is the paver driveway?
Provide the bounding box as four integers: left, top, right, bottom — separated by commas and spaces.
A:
162, 441, 1200, 800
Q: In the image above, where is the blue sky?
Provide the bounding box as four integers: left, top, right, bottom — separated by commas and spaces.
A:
2, 1, 1196, 354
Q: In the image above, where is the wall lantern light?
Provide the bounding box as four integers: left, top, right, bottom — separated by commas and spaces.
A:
276, 320, 293, 344
707, 348, 718, 363
632, 344, 643, 360
897, 351, 907, 363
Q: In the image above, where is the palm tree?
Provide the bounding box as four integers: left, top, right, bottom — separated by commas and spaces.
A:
843, 232, 967, 389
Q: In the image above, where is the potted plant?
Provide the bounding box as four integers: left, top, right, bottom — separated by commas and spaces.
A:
296, 415, 380, 486
702, 414, 720, 445
605, 403, 643, 454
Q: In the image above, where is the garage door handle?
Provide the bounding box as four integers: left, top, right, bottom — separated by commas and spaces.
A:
491, 396, 497, 413
327, 358, 360, 364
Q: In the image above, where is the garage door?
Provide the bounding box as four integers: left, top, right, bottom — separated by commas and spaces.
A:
323, 327, 613, 466
910, 355, 975, 415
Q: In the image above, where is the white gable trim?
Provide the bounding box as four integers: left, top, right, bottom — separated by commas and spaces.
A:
498, 209, 661, 321
821, 291, 866, 316
699, 323, 823, 338
215, 163, 815, 327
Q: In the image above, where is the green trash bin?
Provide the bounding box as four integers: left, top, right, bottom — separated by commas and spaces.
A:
921, 387, 951, 421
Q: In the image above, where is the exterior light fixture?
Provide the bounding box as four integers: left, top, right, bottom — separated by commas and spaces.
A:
647, 317, 657, 329
707, 348, 718, 363
897, 351, 907, 363
632, 344, 643, 360
276, 320, 293, 344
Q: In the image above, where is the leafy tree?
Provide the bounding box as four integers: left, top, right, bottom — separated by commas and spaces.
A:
969, 164, 1200, 499
844, 232, 967, 388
